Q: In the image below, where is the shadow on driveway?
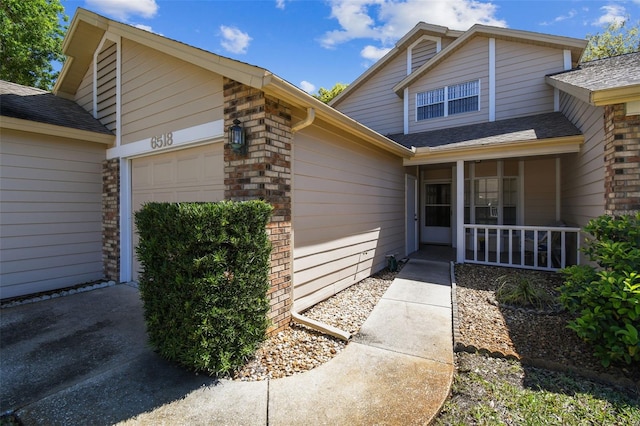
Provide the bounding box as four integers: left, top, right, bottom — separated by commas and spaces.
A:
0, 285, 217, 425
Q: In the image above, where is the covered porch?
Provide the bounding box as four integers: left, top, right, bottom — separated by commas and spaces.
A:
397, 112, 584, 271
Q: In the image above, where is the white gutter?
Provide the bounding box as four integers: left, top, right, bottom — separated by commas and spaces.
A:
292, 107, 315, 133
291, 311, 351, 341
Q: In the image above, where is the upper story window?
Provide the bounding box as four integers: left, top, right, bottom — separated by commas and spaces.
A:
417, 80, 480, 121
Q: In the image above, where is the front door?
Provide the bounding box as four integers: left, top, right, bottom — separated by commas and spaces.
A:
422, 182, 451, 244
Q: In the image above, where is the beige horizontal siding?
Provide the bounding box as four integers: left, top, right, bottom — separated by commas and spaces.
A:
523, 158, 557, 225
120, 39, 224, 144
0, 130, 105, 299
293, 127, 405, 311
74, 60, 94, 114
409, 36, 489, 133
559, 93, 605, 227
412, 39, 438, 72
334, 52, 406, 135
495, 40, 563, 120
96, 42, 117, 131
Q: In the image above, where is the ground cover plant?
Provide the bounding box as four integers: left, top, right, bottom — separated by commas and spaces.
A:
448, 263, 639, 424
435, 352, 640, 425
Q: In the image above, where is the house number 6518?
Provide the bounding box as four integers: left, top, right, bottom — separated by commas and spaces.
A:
150, 132, 173, 149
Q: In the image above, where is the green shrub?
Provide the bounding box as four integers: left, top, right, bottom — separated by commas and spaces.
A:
495, 273, 554, 310
559, 213, 640, 367
135, 200, 273, 375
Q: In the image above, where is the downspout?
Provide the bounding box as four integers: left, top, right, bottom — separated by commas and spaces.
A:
288, 106, 351, 341
291, 107, 315, 133
291, 311, 351, 341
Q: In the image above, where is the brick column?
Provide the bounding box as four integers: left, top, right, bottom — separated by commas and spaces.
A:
103, 158, 120, 281
223, 77, 293, 334
604, 104, 640, 216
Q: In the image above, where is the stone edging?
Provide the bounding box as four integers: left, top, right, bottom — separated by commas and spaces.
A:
0, 281, 138, 309
449, 261, 639, 393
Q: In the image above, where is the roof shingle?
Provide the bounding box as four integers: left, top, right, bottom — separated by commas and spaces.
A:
0, 80, 112, 134
388, 112, 581, 149
547, 52, 640, 92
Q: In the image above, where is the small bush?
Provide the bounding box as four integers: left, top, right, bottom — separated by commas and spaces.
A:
495, 273, 554, 309
559, 213, 640, 367
135, 200, 273, 375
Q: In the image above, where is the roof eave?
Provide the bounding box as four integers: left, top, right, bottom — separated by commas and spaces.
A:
0, 116, 115, 144
54, 9, 270, 98
332, 22, 460, 106
394, 25, 587, 97
264, 75, 414, 158
403, 135, 583, 165
330, 45, 401, 106
545, 76, 592, 104
591, 84, 640, 106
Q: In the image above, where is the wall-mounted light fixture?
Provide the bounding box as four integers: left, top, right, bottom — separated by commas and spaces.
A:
228, 118, 246, 155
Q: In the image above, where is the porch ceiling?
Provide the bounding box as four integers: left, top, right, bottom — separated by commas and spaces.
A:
391, 112, 584, 166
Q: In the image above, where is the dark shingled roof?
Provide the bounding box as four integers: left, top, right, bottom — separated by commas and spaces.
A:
0, 80, 112, 134
388, 112, 581, 149
547, 52, 640, 91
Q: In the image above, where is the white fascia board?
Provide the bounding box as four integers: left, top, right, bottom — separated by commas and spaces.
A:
403, 137, 583, 166
106, 120, 224, 159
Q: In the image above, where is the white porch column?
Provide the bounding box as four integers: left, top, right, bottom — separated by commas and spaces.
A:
456, 159, 465, 263
119, 157, 131, 282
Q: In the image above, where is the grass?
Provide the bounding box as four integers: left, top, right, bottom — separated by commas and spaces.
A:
434, 353, 640, 426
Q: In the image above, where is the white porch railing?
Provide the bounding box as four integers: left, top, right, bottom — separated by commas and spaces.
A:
463, 224, 581, 271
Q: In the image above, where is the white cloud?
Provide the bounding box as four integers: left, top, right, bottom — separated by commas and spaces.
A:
85, 0, 158, 21
361, 45, 392, 60
593, 4, 627, 26
540, 9, 577, 26
299, 81, 316, 93
133, 23, 160, 34
320, 0, 507, 50
276, 0, 286, 10
219, 25, 252, 54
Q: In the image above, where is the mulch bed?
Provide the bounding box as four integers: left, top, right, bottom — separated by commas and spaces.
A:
453, 263, 640, 393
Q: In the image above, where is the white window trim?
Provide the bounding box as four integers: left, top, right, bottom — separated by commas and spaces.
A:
465, 160, 520, 227
416, 79, 481, 121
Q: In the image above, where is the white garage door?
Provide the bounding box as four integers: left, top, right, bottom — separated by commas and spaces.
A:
131, 143, 224, 280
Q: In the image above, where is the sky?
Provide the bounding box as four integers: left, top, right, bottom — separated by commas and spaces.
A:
60, 0, 640, 94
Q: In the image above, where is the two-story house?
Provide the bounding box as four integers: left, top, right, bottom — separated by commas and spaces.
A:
1, 9, 638, 333
332, 22, 639, 271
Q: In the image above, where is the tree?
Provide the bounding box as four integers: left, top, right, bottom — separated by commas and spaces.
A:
313, 82, 348, 104
0, 0, 67, 90
582, 19, 640, 62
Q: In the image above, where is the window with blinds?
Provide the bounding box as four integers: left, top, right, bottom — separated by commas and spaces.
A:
417, 80, 480, 121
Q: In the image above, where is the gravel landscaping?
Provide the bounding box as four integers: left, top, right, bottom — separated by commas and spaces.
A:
232, 268, 398, 381
454, 263, 640, 390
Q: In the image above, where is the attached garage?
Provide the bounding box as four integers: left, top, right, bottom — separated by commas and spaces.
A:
0, 81, 113, 299
130, 142, 225, 279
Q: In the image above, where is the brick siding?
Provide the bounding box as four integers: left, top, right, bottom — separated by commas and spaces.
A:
604, 104, 640, 215
103, 158, 120, 281
223, 78, 293, 334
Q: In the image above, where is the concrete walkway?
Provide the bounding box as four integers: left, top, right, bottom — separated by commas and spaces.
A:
0, 259, 454, 425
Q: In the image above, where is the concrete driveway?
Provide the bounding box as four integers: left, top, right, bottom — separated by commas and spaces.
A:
1, 259, 454, 425
0, 285, 218, 424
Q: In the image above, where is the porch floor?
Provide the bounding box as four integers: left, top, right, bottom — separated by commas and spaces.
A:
409, 244, 457, 263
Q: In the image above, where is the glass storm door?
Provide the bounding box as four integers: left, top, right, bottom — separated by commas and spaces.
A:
422, 182, 452, 244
